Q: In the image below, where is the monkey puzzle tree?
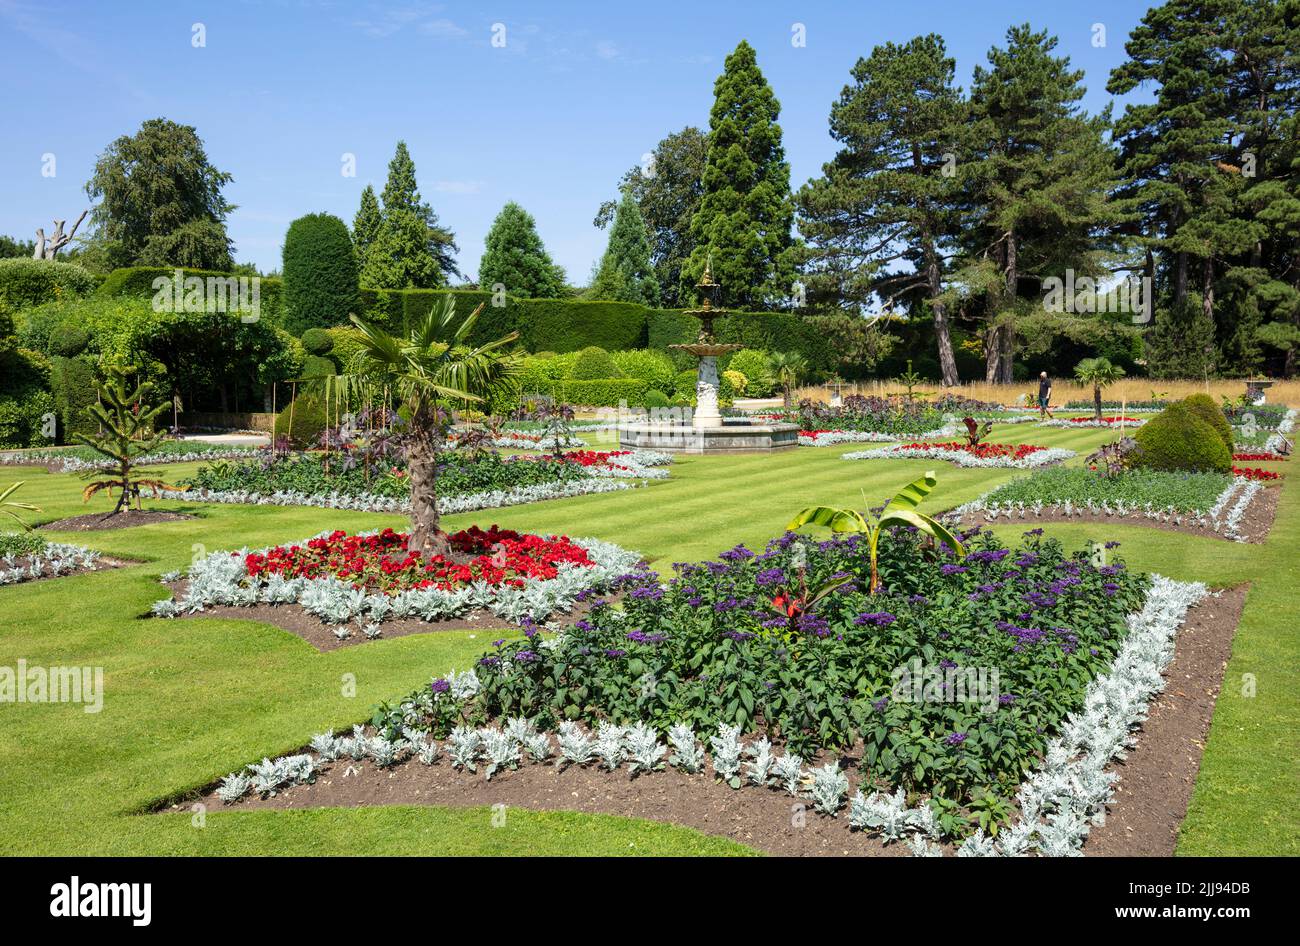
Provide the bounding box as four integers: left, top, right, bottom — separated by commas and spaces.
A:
73, 370, 174, 513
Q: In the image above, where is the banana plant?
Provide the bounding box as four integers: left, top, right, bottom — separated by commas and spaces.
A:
787, 470, 964, 594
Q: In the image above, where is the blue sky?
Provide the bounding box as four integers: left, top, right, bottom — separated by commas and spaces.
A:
0, 0, 1153, 280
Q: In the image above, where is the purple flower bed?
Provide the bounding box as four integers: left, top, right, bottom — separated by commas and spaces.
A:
458, 525, 1148, 806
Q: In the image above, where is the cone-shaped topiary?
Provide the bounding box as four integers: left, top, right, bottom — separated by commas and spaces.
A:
1132, 402, 1231, 474
1181, 393, 1233, 453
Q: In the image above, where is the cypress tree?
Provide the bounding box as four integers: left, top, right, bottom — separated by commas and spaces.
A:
590, 190, 660, 304
797, 34, 966, 385
479, 202, 566, 298
686, 41, 796, 308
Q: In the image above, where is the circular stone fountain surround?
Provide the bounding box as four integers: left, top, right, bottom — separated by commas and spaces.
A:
618, 261, 799, 453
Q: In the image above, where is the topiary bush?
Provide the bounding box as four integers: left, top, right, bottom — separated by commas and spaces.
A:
675, 369, 696, 397
556, 378, 649, 407
1131, 402, 1232, 474
300, 327, 335, 356
723, 369, 747, 396
0, 258, 95, 310
281, 213, 361, 335
569, 345, 622, 380
611, 348, 676, 392
1181, 393, 1234, 452
274, 394, 329, 449
50, 355, 100, 441
643, 389, 670, 408
324, 326, 366, 371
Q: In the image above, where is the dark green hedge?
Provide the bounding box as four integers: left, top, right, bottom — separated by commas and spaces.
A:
553, 378, 649, 407
647, 308, 833, 375
50, 355, 99, 441
98, 266, 284, 324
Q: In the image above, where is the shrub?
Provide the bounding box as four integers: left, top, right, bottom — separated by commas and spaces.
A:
643, 389, 670, 408
556, 378, 649, 407
1181, 393, 1233, 452
50, 355, 100, 441
49, 323, 91, 357
727, 349, 773, 396
0, 258, 95, 310
569, 346, 622, 380
723, 369, 747, 396
0, 347, 56, 448
282, 213, 361, 334
611, 348, 676, 392
274, 395, 329, 449
675, 369, 696, 397
300, 327, 335, 355
324, 326, 366, 371
97, 266, 285, 324
1132, 402, 1231, 474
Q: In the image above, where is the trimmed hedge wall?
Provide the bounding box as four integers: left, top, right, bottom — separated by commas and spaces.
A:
98, 266, 284, 324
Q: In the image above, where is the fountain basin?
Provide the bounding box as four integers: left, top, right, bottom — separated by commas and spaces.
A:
619, 417, 799, 453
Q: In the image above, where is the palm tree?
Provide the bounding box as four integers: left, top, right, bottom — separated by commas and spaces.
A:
341, 295, 522, 556
768, 350, 808, 409
1074, 357, 1126, 421
1, 481, 41, 530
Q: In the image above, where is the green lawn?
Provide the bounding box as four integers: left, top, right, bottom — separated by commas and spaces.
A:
0, 423, 1295, 856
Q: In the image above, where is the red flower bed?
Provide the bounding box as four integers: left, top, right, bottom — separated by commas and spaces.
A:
513, 449, 634, 470
1233, 452, 1288, 462
1233, 466, 1281, 481
243, 526, 593, 593
901, 441, 1047, 461
1068, 416, 1139, 424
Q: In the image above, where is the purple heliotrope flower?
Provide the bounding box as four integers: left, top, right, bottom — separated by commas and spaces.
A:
854, 611, 897, 627
514, 650, 539, 663
755, 567, 785, 587
626, 630, 667, 644
430, 678, 450, 694
604, 648, 626, 658
940, 564, 968, 575
944, 732, 967, 746
796, 613, 831, 637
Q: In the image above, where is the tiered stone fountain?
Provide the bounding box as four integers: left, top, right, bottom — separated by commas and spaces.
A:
619, 263, 799, 453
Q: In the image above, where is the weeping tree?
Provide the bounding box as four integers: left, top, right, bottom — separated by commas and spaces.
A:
341, 295, 522, 556
73, 370, 174, 513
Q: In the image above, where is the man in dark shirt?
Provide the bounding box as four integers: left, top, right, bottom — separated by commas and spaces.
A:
1038, 371, 1053, 419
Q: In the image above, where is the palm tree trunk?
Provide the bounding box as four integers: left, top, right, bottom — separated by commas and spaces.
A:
405, 403, 450, 558
1094, 383, 1102, 421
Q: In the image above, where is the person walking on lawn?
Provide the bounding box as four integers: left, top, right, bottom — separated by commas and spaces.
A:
1038, 371, 1054, 419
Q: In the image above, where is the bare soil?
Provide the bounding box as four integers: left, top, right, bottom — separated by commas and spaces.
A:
176, 590, 1243, 856
41, 509, 196, 531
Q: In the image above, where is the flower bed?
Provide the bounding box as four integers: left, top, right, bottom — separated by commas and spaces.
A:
1064, 399, 1169, 412
1232, 466, 1280, 481
798, 395, 948, 438
152, 527, 641, 627
843, 441, 1075, 468
798, 429, 906, 447
0, 441, 260, 473
164, 448, 672, 513
1037, 416, 1145, 429
208, 526, 1223, 857
0, 532, 111, 585
1232, 452, 1287, 462
950, 468, 1265, 542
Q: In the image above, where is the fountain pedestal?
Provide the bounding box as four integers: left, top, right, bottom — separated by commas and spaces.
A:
618, 260, 799, 453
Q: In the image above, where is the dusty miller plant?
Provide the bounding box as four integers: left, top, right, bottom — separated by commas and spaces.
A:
667, 723, 704, 774
709, 724, 743, 788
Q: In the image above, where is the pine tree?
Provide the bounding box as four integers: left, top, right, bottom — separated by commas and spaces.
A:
594, 127, 707, 308
957, 24, 1124, 382
590, 190, 660, 304
359, 142, 460, 289
479, 202, 566, 298
352, 185, 382, 259
796, 34, 966, 385
686, 41, 796, 308
1107, 0, 1260, 373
